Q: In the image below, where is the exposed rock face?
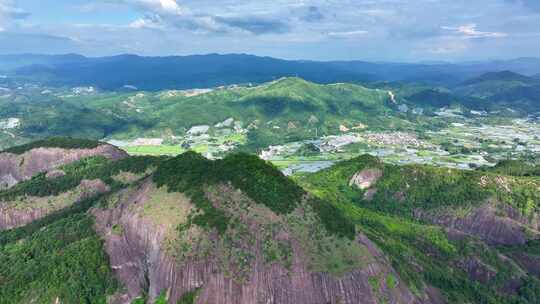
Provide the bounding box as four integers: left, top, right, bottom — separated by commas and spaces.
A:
457, 258, 497, 284
0, 179, 109, 230
414, 201, 540, 246
0, 144, 127, 189
349, 169, 382, 190
510, 252, 540, 277
93, 180, 426, 304
0, 208, 50, 231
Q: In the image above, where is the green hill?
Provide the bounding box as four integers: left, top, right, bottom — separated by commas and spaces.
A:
0, 140, 396, 303
454, 71, 540, 111
462, 71, 536, 86
0, 77, 412, 151
2, 138, 540, 303
404, 89, 488, 110
0, 146, 163, 303
295, 155, 540, 303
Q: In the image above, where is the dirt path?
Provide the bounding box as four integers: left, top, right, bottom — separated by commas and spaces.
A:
388, 91, 397, 104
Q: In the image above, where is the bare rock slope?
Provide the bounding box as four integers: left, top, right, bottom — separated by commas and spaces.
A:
93, 179, 428, 304
0, 179, 109, 230
414, 201, 540, 246
0, 144, 127, 189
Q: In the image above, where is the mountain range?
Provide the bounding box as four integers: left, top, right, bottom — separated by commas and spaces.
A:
2, 54, 540, 90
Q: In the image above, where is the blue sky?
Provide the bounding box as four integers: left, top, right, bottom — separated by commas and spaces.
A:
0, 0, 539, 61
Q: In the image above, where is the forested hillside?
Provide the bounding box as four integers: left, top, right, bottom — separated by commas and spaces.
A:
1, 138, 540, 303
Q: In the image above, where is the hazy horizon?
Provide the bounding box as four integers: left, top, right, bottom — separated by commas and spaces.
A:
2, 52, 540, 65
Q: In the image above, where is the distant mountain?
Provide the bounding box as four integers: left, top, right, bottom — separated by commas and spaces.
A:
489, 85, 540, 106
455, 71, 540, 111
404, 89, 488, 110
3, 53, 540, 90
461, 71, 537, 86
9, 54, 376, 90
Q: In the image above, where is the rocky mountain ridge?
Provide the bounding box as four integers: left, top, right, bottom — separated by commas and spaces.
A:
1, 139, 540, 303
0, 139, 127, 189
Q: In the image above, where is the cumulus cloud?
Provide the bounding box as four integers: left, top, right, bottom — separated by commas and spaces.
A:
129, 0, 184, 15
129, 16, 164, 29
442, 24, 507, 39
124, 0, 289, 34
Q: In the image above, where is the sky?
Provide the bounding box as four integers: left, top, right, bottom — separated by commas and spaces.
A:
0, 0, 539, 62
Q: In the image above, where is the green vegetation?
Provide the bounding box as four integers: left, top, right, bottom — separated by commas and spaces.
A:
0, 210, 117, 303
499, 239, 540, 257
112, 223, 123, 235
261, 227, 293, 269
387, 274, 398, 289
131, 298, 145, 304
404, 89, 487, 110
296, 156, 540, 303
286, 201, 370, 275
177, 289, 200, 304
153, 151, 355, 238
455, 71, 540, 113
154, 152, 354, 238
217, 153, 305, 214
0, 191, 105, 246
480, 160, 540, 177
0, 142, 172, 303
153, 152, 230, 234
155, 291, 168, 304
2, 137, 102, 154
0, 78, 406, 152
1, 132, 540, 303
124, 145, 183, 156
299, 154, 540, 219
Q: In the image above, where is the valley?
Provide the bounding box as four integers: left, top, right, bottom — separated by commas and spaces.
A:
1, 75, 538, 175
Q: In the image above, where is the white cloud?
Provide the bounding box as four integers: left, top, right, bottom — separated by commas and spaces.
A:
441, 24, 507, 39
129, 17, 163, 29
0, 1, 29, 18
328, 30, 368, 39
131, 0, 184, 15
125, 0, 290, 34
126, 0, 225, 33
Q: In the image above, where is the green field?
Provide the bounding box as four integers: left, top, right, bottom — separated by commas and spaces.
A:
124, 145, 184, 156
